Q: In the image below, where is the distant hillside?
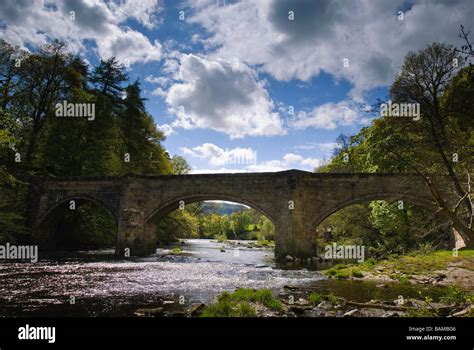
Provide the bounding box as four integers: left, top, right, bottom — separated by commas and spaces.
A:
200, 201, 248, 216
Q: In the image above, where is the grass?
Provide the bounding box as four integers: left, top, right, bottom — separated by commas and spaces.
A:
404, 287, 474, 317
200, 288, 282, 317
257, 239, 274, 247
391, 273, 411, 284
382, 250, 474, 275
327, 292, 339, 306
308, 292, 340, 307
439, 286, 474, 306
309, 292, 322, 306
323, 249, 474, 283
324, 264, 356, 279
405, 296, 440, 317
215, 234, 227, 243
230, 288, 283, 311
201, 292, 257, 317
171, 247, 182, 255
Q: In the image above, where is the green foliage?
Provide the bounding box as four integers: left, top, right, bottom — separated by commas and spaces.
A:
156, 210, 199, 245
0, 167, 29, 244
201, 292, 235, 317
440, 286, 474, 306
316, 43, 474, 256
309, 292, 322, 306
170, 155, 191, 175
257, 216, 275, 241
171, 247, 183, 255
236, 302, 257, 317
229, 288, 282, 311
392, 274, 411, 284
351, 270, 364, 278
334, 270, 350, 279
37, 202, 116, 250
197, 209, 274, 241
200, 290, 261, 317
216, 234, 227, 243
324, 263, 369, 280
363, 258, 377, 266
326, 250, 474, 287
405, 296, 440, 317
326, 293, 339, 306
0, 39, 177, 249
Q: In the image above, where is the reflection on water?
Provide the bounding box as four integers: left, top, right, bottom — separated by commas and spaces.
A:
0, 239, 323, 316
0, 239, 449, 317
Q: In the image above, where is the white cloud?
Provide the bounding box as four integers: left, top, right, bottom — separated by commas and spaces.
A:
188, 0, 474, 98
282, 153, 324, 169
95, 28, 162, 64
151, 87, 167, 97
183, 143, 324, 172
145, 75, 170, 87
295, 142, 340, 152
246, 160, 287, 172
166, 54, 285, 138
108, 0, 164, 30
291, 101, 365, 130
282, 153, 303, 164
181, 143, 257, 166
190, 168, 250, 174
0, 0, 164, 65
156, 123, 174, 137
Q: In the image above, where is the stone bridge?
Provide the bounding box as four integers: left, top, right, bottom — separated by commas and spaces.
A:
28, 170, 439, 260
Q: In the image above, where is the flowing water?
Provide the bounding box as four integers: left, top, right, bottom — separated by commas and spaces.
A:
0, 239, 448, 317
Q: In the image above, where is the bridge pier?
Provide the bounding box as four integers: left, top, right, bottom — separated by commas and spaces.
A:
116, 208, 156, 257
274, 205, 317, 262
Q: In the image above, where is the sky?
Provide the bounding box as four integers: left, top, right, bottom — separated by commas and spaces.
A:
1, 0, 473, 173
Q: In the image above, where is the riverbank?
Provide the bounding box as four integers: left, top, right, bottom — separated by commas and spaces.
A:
322, 249, 474, 290
135, 283, 474, 318
132, 249, 474, 318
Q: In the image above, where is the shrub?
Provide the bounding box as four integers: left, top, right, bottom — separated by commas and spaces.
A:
363, 257, 377, 266
237, 302, 257, 317
309, 292, 322, 306
327, 293, 339, 306
171, 247, 182, 254
440, 286, 474, 306
201, 288, 282, 317
334, 270, 350, 279
215, 234, 227, 242
351, 270, 364, 278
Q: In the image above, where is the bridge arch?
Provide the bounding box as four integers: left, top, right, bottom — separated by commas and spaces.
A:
144, 193, 276, 226
36, 194, 119, 230
313, 192, 437, 228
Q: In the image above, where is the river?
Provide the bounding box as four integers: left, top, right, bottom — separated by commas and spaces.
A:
0, 239, 449, 317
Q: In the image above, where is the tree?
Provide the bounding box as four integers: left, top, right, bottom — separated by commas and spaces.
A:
258, 216, 275, 241
317, 42, 473, 251
11, 41, 74, 165
0, 129, 28, 244
388, 43, 473, 246
90, 57, 127, 98
171, 155, 191, 174
118, 80, 172, 175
